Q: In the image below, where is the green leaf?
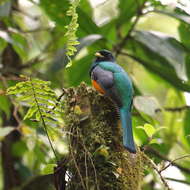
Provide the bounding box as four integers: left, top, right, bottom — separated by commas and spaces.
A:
24, 105, 38, 120
100, 20, 117, 45
0, 1, 11, 17
133, 30, 187, 81
78, 8, 100, 35
77, 34, 102, 52
0, 37, 7, 52
0, 94, 11, 117
118, 0, 146, 26
149, 138, 158, 145
7, 77, 60, 127
155, 10, 190, 24
0, 30, 12, 43
35, 111, 41, 121
178, 22, 190, 50
126, 36, 190, 92
0, 127, 14, 140
17, 94, 33, 101
12, 140, 28, 157
184, 109, 190, 147
50, 34, 102, 74
185, 55, 190, 80
134, 96, 161, 116
0, 31, 28, 60
178, 22, 190, 80
154, 127, 167, 135
64, 54, 93, 86
137, 124, 156, 138
39, 0, 70, 27
133, 115, 149, 145
79, 0, 92, 17
41, 164, 57, 175
11, 33, 28, 60
64, 0, 80, 67
178, 22, 190, 83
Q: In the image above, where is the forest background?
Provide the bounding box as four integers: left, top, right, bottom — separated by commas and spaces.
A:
0, 0, 190, 189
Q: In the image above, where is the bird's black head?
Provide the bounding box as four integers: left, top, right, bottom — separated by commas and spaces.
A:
89, 50, 115, 77
94, 49, 115, 62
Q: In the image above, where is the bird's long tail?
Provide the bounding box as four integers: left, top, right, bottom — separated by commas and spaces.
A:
119, 107, 136, 153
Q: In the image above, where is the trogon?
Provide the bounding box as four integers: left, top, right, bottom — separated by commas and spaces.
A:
89, 50, 136, 153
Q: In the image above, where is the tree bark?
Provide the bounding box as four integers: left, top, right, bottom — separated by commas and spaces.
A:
1, 112, 21, 190
1, 43, 22, 189
0, 1, 22, 187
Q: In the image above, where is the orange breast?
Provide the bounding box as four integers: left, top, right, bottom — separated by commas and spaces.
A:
92, 80, 105, 94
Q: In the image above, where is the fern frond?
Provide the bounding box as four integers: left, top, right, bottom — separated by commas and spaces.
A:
7, 77, 64, 160
64, 0, 80, 67
7, 77, 63, 125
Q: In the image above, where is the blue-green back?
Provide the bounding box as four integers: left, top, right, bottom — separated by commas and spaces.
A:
98, 61, 133, 108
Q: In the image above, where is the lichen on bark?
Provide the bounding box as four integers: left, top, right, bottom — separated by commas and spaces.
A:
62, 82, 144, 190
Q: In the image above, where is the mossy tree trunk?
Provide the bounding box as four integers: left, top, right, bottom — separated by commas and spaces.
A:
60, 83, 144, 190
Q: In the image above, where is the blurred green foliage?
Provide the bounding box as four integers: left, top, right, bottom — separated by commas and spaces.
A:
0, 0, 190, 189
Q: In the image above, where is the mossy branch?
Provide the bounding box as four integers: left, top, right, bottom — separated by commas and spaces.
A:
62, 82, 144, 190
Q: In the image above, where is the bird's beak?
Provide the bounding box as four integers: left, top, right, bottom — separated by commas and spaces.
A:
95, 52, 104, 57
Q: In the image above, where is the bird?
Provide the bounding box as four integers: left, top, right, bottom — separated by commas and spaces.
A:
89, 50, 136, 153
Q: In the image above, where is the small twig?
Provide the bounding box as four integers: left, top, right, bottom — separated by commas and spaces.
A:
54, 159, 68, 190
155, 105, 190, 113
80, 139, 100, 190
13, 105, 21, 125
19, 27, 52, 33
84, 150, 89, 190
165, 177, 190, 185
132, 105, 190, 116
1, 76, 22, 125
69, 142, 87, 190
115, 17, 138, 56
115, 0, 147, 56
162, 106, 190, 112
159, 154, 190, 173
28, 0, 39, 5
154, 165, 172, 190
13, 6, 39, 20
143, 154, 172, 190
134, 0, 140, 8
3, 27, 52, 34
0, 75, 28, 81
95, 0, 107, 7
47, 89, 66, 113
19, 56, 47, 69
144, 146, 190, 174
67, 121, 87, 190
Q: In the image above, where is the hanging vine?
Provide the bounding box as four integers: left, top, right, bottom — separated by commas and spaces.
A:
64, 0, 80, 67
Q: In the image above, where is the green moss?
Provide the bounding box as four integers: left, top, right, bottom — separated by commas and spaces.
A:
63, 83, 144, 190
